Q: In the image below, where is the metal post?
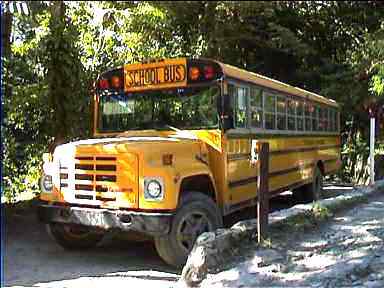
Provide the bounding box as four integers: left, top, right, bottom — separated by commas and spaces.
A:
257, 142, 269, 243
370, 117, 375, 184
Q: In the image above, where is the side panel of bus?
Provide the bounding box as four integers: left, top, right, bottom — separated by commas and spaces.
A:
223, 80, 340, 215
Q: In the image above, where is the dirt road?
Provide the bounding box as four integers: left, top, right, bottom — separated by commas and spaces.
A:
3, 184, 350, 288
4, 207, 179, 288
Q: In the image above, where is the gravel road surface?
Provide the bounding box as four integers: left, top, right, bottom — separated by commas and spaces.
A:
4, 184, 352, 288
201, 191, 384, 287
4, 207, 179, 288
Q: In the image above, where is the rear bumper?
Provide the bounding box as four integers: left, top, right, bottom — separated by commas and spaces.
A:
37, 203, 172, 236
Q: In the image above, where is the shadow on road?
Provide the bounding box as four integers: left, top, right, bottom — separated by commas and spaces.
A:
4, 200, 180, 287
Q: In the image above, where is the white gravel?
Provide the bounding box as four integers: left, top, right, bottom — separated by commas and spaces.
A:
200, 191, 384, 287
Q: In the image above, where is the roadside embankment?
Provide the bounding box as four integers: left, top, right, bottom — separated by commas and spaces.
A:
179, 180, 384, 287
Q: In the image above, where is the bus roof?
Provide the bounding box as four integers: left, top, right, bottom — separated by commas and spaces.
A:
212, 60, 339, 108
98, 58, 338, 108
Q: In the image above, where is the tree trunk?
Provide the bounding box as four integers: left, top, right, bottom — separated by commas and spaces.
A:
1, 10, 13, 100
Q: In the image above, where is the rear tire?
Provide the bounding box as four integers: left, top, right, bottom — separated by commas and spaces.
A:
47, 223, 103, 250
154, 192, 222, 267
293, 165, 323, 203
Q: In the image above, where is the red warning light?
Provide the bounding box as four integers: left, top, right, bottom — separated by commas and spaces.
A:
204, 66, 215, 79
98, 79, 109, 89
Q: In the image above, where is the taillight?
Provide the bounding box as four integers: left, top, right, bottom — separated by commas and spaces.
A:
99, 79, 109, 89
189, 67, 200, 80
204, 66, 215, 79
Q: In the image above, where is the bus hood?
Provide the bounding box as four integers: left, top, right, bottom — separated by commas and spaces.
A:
54, 130, 222, 160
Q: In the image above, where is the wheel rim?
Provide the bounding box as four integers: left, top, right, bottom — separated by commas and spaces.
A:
176, 211, 213, 253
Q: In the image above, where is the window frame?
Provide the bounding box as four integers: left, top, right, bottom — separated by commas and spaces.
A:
225, 79, 340, 135
249, 86, 264, 129
228, 81, 250, 129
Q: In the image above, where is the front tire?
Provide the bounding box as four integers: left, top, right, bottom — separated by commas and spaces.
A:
293, 165, 323, 203
47, 223, 104, 250
154, 192, 222, 267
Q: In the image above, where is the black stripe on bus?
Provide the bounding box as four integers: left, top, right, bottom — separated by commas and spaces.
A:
270, 144, 340, 155
228, 176, 258, 188
227, 153, 251, 161
226, 179, 311, 214
228, 156, 339, 188
229, 164, 313, 188
268, 163, 314, 178
227, 145, 340, 162
226, 133, 339, 139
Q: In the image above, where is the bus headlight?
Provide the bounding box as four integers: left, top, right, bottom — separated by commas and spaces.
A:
40, 174, 53, 193
144, 177, 164, 201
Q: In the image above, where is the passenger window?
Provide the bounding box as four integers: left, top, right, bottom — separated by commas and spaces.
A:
250, 87, 263, 128
264, 93, 276, 130
325, 108, 331, 131
287, 98, 296, 130
313, 106, 320, 131
234, 86, 248, 128
296, 100, 304, 131
336, 110, 340, 131
276, 96, 287, 130
331, 108, 338, 132
318, 107, 324, 131
319, 106, 327, 131
305, 102, 313, 131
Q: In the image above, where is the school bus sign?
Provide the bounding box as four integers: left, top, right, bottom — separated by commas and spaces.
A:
124, 58, 187, 92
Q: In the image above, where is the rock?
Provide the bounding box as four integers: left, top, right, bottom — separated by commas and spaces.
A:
252, 249, 284, 267
180, 246, 208, 287
287, 250, 312, 260
352, 280, 362, 286
214, 228, 235, 253
352, 258, 372, 277
365, 280, 384, 288
294, 264, 309, 273
370, 255, 384, 272
271, 263, 286, 273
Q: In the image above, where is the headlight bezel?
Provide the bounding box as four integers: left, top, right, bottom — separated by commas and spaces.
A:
40, 174, 53, 193
144, 177, 164, 201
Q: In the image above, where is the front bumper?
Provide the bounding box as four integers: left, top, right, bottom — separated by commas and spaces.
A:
38, 204, 172, 236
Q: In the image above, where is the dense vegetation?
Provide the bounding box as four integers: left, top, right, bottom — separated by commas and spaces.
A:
1, 1, 383, 201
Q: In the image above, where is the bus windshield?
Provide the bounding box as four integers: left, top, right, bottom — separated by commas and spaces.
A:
98, 85, 220, 132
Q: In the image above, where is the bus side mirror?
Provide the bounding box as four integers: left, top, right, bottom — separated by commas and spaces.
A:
219, 94, 233, 131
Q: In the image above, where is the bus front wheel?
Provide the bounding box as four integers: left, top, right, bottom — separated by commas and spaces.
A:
293, 166, 323, 203
47, 223, 103, 250
154, 192, 222, 267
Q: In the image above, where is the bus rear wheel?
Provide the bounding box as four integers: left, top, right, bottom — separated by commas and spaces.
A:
154, 192, 222, 267
293, 165, 323, 203
47, 223, 103, 250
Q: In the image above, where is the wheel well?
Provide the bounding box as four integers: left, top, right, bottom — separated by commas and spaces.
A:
317, 160, 325, 175
179, 174, 216, 202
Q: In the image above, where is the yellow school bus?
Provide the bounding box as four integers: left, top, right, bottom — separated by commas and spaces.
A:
38, 58, 340, 267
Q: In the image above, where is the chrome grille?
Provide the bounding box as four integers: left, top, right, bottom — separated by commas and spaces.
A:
60, 156, 118, 204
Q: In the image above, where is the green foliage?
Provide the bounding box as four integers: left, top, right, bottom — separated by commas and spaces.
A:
312, 202, 332, 221
2, 1, 384, 202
